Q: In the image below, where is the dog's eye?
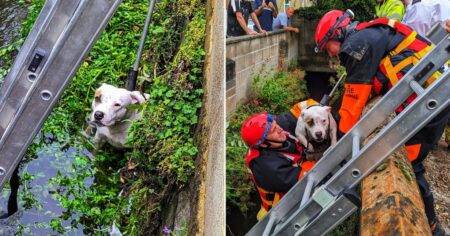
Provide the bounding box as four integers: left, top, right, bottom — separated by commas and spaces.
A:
322, 119, 327, 123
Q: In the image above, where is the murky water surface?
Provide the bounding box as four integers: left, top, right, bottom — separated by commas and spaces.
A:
0, 141, 94, 235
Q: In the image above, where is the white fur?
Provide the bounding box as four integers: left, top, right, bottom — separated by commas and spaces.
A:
90, 83, 149, 149
295, 105, 337, 152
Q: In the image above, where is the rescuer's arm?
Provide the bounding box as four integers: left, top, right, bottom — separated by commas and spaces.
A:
250, 153, 300, 192
337, 40, 381, 135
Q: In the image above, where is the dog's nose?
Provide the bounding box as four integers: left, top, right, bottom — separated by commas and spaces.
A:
315, 131, 323, 139
94, 111, 104, 120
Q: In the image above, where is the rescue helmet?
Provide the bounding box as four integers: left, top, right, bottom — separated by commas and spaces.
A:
241, 112, 274, 147
314, 9, 354, 53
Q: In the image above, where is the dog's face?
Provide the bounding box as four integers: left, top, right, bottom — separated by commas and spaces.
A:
301, 106, 332, 142
90, 83, 149, 127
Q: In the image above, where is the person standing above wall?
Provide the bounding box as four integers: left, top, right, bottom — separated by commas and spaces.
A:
272, 7, 299, 33
401, 0, 450, 37
227, 0, 267, 37
375, 0, 405, 20
253, 0, 278, 32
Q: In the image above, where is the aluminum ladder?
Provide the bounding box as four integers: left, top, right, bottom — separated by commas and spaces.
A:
0, 0, 122, 190
247, 26, 450, 236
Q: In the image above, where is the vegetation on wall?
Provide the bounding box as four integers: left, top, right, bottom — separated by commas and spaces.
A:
0, 0, 205, 234
296, 0, 376, 22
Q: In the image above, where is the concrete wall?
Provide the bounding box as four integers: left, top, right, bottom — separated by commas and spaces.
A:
226, 30, 299, 115
194, 0, 225, 234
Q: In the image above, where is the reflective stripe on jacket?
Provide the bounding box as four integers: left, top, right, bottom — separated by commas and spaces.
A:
375, 0, 405, 21
245, 143, 314, 220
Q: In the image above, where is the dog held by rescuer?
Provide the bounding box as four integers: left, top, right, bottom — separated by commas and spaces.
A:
295, 104, 337, 161
89, 83, 149, 149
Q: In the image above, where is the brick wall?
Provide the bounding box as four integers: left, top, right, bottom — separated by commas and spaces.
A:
226, 30, 299, 115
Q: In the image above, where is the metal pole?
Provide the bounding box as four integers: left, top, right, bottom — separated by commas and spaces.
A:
127, 0, 156, 91
320, 72, 346, 106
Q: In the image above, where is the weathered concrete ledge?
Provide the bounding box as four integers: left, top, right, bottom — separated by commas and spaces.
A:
191, 0, 225, 235
226, 29, 285, 44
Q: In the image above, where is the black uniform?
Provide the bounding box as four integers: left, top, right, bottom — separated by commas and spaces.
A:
249, 113, 301, 192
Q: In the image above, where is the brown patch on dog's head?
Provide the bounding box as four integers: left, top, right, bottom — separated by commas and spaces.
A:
94, 88, 102, 103
305, 116, 314, 127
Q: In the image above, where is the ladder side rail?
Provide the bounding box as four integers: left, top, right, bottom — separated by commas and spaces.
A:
295, 195, 358, 236
426, 23, 448, 45
0, 0, 89, 148
325, 72, 450, 195
246, 33, 450, 236
0, 0, 61, 104
0, 0, 62, 132
0, 0, 123, 189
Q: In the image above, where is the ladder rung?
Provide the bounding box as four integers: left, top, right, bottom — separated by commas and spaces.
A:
410, 80, 425, 95
300, 177, 315, 206
352, 135, 360, 159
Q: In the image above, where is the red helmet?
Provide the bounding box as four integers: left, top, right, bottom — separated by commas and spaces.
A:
314, 9, 354, 52
241, 112, 274, 147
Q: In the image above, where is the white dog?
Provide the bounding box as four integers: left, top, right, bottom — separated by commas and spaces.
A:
89, 83, 149, 149
295, 105, 337, 158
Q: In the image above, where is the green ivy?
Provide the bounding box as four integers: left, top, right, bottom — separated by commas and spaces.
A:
297, 0, 376, 22
123, 6, 206, 234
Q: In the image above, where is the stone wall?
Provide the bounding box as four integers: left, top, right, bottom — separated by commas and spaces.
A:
226, 30, 299, 115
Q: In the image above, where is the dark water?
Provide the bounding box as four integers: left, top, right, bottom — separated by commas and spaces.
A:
0, 142, 94, 235
0, 0, 27, 47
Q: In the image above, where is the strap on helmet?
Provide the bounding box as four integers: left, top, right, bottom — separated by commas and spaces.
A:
255, 114, 274, 146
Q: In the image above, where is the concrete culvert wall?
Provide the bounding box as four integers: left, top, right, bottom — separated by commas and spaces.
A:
226, 30, 299, 115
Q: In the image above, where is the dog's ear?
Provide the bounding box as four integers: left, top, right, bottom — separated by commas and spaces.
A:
130, 91, 147, 104
325, 106, 332, 113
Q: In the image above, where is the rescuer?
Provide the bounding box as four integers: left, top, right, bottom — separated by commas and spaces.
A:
240, 112, 315, 220
314, 9, 449, 235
